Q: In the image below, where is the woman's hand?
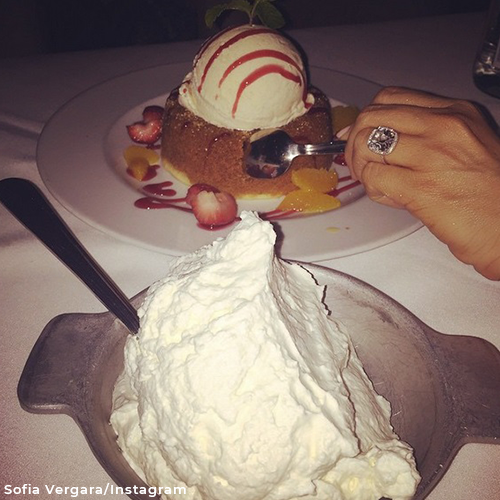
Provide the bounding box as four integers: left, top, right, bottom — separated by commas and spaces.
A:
340, 87, 500, 280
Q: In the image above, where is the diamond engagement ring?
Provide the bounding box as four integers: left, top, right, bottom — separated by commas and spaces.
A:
367, 126, 399, 155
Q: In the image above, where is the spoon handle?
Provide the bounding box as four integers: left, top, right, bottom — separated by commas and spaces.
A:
0, 178, 139, 334
299, 140, 346, 155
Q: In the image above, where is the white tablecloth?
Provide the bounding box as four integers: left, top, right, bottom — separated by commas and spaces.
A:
1, 11, 499, 500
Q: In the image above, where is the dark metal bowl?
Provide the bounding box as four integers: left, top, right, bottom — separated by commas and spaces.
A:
17, 264, 500, 500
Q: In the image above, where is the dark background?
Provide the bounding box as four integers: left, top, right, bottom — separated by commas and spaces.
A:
0, 0, 491, 58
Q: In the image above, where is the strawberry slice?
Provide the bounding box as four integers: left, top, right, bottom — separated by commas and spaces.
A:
127, 119, 162, 145
142, 105, 164, 123
185, 183, 219, 206
190, 189, 238, 228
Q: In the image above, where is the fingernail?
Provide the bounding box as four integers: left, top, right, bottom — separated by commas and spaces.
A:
336, 125, 352, 139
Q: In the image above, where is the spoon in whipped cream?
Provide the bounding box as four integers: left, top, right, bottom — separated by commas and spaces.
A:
0, 178, 139, 334
245, 130, 346, 178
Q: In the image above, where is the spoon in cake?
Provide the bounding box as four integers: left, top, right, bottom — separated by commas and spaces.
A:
0, 178, 140, 334
245, 130, 346, 179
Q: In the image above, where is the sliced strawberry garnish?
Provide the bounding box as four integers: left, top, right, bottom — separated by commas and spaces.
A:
126, 105, 164, 145
127, 119, 162, 145
142, 105, 164, 123
190, 189, 238, 228
185, 183, 219, 206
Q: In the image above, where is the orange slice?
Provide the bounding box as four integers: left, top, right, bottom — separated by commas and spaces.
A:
277, 190, 341, 213
127, 157, 150, 181
291, 168, 338, 193
123, 145, 159, 165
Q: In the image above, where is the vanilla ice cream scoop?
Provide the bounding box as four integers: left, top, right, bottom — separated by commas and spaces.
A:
111, 212, 420, 500
178, 24, 315, 130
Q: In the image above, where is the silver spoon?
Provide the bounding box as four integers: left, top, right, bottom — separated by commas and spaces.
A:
0, 178, 139, 334
245, 130, 346, 178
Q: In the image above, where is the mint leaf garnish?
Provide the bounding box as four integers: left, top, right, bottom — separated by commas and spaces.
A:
205, 0, 285, 29
254, 1, 285, 29
205, 0, 252, 28
205, 4, 229, 29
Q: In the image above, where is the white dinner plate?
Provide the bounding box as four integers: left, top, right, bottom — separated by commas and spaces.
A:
37, 63, 421, 261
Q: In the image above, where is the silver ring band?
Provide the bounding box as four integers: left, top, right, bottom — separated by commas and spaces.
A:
367, 126, 399, 156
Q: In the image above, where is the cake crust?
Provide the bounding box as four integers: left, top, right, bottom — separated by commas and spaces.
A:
161, 87, 333, 199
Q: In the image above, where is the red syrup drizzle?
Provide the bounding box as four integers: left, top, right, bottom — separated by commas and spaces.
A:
133, 182, 229, 231
194, 25, 235, 66
219, 49, 306, 98
329, 176, 361, 196
197, 27, 275, 93
232, 64, 303, 117
134, 193, 235, 231
142, 181, 177, 197
134, 183, 190, 211
126, 164, 160, 182
133, 175, 361, 226
260, 208, 296, 221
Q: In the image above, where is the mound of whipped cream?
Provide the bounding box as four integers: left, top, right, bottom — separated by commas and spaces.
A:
111, 211, 420, 500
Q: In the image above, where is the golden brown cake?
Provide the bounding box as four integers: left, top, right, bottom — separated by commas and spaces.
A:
161, 86, 333, 199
